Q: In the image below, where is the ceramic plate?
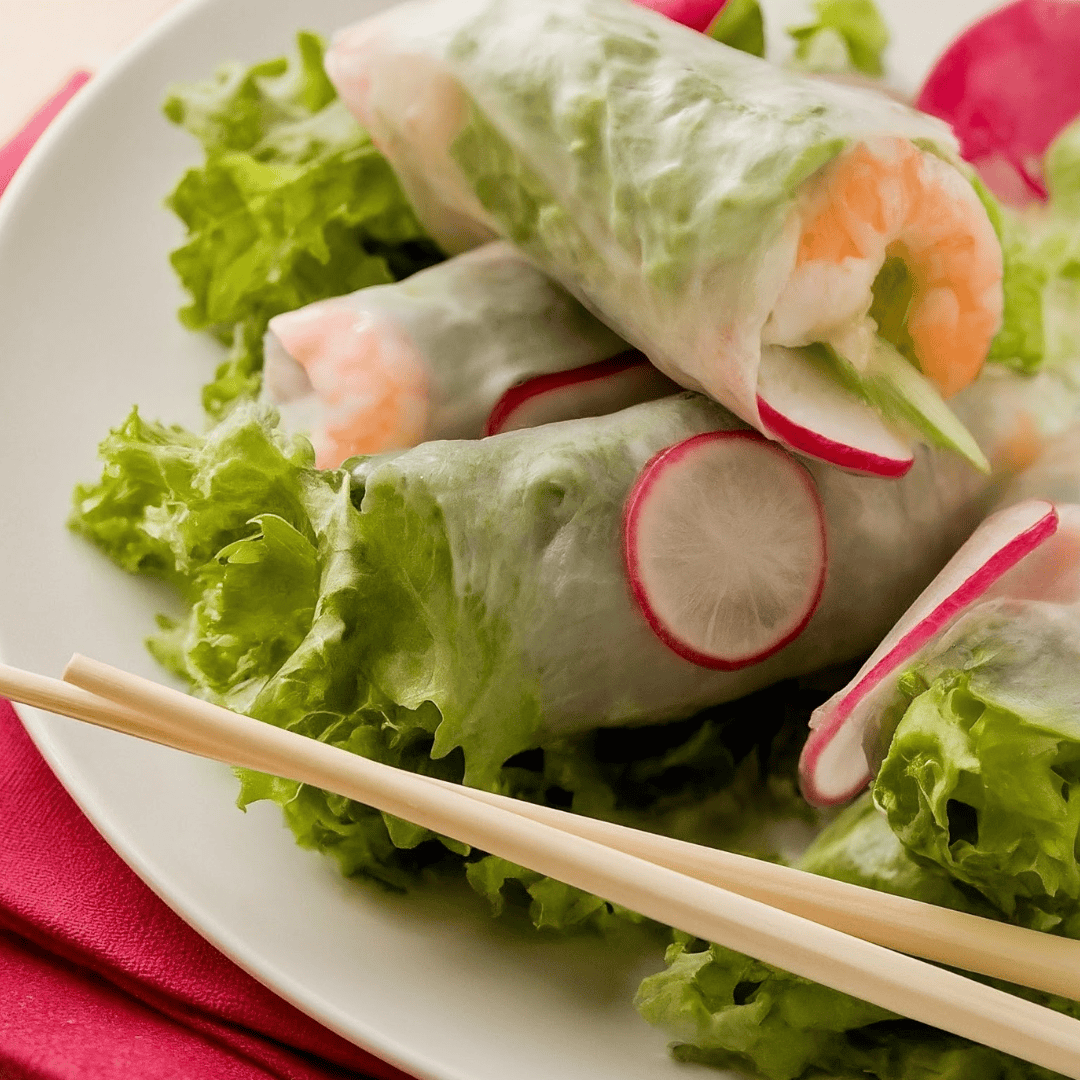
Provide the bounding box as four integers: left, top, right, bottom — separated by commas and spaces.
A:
0, 1, 1001, 1077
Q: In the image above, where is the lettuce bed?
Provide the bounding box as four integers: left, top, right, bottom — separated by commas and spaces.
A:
71, 404, 817, 924
164, 32, 442, 417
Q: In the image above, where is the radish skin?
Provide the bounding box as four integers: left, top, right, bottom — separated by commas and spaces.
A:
632, 0, 729, 32
800, 498, 1059, 806
755, 345, 916, 477
757, 397, 913, 478
483, 353, 678, 437
624, 430, 828, 670
917, 0, 1080, 205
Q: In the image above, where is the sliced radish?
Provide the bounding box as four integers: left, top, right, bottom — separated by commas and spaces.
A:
799, 498, 1059, 807
917, 0, 1080, 206
756, 345, 916, 478
632, 0, 731, 33
624, 430, 828, 670
484, 353, 678, 437
981, 503, 1080, 607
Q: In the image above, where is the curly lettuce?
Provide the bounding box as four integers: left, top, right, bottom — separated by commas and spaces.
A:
983, 116, 1080, 376
71, 404, 816, 924
874, 600, 1080, 934
164, 32, 442, 418
787, 0, 889, 78
707, 0, 766, 58
638, 795, 1075, 1080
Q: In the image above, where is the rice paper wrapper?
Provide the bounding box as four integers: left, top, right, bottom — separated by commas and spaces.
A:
326, 0, 959, 425
265, 242, 629, 447
338, 355, 1080, 784
349, 389, 1001, 785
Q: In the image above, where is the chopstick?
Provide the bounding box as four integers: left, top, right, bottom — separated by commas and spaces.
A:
10, 659, 1068, 1005
5, 657, 1080, 1077
8, 663, 1068, 1003
439, 782, 1080, 1003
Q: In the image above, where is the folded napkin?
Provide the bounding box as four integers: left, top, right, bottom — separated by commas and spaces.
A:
0, 701, 415, 1080
0, 78, 412, 1080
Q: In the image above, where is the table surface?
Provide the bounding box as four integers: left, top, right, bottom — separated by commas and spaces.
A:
0, 0, 183, 141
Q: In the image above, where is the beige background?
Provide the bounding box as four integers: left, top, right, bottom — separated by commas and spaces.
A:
0, 0, 182, 142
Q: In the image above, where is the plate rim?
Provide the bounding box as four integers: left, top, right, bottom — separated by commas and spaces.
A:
0, 1, 1008, 1077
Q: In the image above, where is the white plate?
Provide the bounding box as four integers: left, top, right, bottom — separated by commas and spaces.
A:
0, 2, 1002, 1078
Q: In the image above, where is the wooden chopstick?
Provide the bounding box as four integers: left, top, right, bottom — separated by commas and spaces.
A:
435, 781, 1080, 1003
6, 656, 1080, 1076
6, 661, 1070, 1003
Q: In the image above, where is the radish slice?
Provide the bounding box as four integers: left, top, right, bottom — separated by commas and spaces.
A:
632, 0, 730, 33
624, 430, 828, 670
799, 498, 1060, 807
980, 503, 1080, 607
917, 0, 1080, 206
484, 353, 678, 437
756, 345, 915, 478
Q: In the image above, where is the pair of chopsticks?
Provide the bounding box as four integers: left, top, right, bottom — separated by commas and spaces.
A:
4, 656, 1080, 1078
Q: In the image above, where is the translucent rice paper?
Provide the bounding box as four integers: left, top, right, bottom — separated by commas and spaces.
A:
345, 363, 1070, 770
326, 0, 959, 427
263, 242, 630, 457
800, 363, 1080, 802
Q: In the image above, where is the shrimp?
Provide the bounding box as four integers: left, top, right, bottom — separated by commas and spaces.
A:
264, 300, 429, 470
764, 137, 1003, 397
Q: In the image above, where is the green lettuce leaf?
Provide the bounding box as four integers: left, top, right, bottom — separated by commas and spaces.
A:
798, 794, 1000, 916
707, 0, 766, 58
981, 116, 1080, 376
636, 936, 894, 1080
787, 0, 889, 78
70, 403, 817, 925
69, 406, 315, 596
164, 32, 441, 418
1046, 117, 1080, 218
980, 186, 1049, 376
874, 600, 1080, 933
638, 794, 1074, 1080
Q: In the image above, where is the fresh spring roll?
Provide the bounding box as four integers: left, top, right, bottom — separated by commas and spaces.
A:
261, 241, 676, 468
325, 0, 1004, 475
339, 381, 1039, 788
73, 368, 1069, 795
804, 482, 1080, 930
801, 411, 1080, 810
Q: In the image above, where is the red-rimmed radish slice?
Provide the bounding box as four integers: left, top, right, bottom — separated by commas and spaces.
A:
917, 0, 1080, 206
624, 430, 828, 670
632, 0, 729, 32
756, 345, 915, 478
799, 498, 1059, 807
981, 503, 1080, 607
484, 353, 678, 437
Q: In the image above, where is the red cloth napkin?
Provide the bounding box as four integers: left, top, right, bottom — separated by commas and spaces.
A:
0, 699, 419, 1080
0, 79, 413, 1080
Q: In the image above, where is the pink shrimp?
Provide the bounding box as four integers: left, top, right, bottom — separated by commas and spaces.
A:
766, 138, 1004, 398
265, 301, 429, 469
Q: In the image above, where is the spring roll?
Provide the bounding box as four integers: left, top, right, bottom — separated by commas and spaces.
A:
325, 0, 1003, 474
845, 489, 1080, 930
262, 242, 676, 467
74, 368, 1076, 794
340, 378, 1038, 786
801, 408, 1080, 809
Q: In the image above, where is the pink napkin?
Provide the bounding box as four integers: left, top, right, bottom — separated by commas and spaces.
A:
0, 79, 413, 1080
0, 700, 417, 1080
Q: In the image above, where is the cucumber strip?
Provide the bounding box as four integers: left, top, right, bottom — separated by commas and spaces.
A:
815, 340, 991, 474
